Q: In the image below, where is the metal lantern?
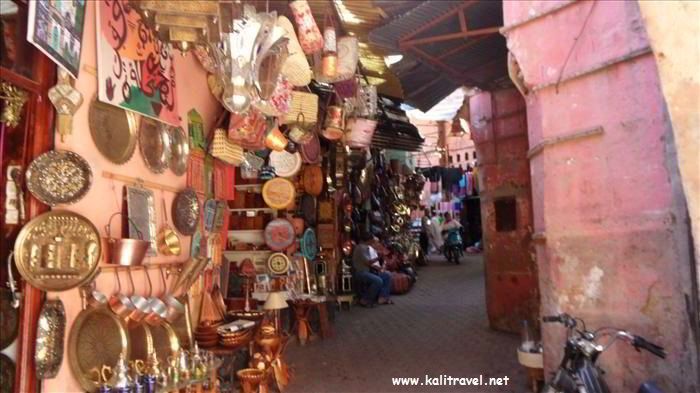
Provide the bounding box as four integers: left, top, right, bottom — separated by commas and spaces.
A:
135, 1, 222, 52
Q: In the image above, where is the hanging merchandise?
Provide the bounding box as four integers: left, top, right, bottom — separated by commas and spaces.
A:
264, 219, 296, 251
278, 16, 312, 87
299, 130, 321, 165
34, 299, 65, 379
300, 165, 324, 197
25, 150, 92, 207
172, 188, 201, 236
300, 228, 318, 260
212, 129, 245, 166
169, 126, 191, 176
336, 36, 359, 82
48, 69, 83, 142
345, 118, 378, 149
214, 160, 236, 201
228, 109, 267, 151
269, 150, 302, 178
321, 103, 345, 141
254, 75, 293, 117
320, 25, 338, 80
139, 118, 172, 174
187, 150, 207, 195
157, 196, 181, 257
88, 100, 137, 165
264, 121, 289, 152
334, 77, 358, 99
262, 178, 296, 210
188, 109, 207, 151
282, 91, 319, 126
125, 186, 157, 256
288, 114, 313, 145
102, 212, 150, 266
289, 0, 324, 55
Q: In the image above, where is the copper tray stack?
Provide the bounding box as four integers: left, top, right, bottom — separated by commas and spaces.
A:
193, 321, 220, 349
218, 328, 253, 349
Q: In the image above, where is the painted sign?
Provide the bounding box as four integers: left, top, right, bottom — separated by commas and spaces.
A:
96, 0, 179, 125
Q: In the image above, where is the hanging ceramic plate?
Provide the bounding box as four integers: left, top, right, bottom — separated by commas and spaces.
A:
268, 150, 301, 178
88, 100, 137, 164
68, 307, 129, 392
299, 131, 321, 164
35, 299, 66, 379
262, 178, 296, 210
300, 228, 317, 260
264, 218, 295, 251
26, 150, 92, 206
169, 126, 190, 176
13, 211, 101, 292
172, 188, 200, 236
139, 118, 172, 174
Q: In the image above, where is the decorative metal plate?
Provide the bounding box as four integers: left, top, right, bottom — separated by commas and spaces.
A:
300, 228, 317, 260
26, 150, 92, 206
88, 100, 137, 164
172, 188, 200, 236
126, 186, 157, 256
139, 118, 172, 174
0, 354, 14, 393
267, 252, 290, 275
68, 307, 129, 392
262, 178, 296, 210
13, 211, 101, 292
268, 150, 301, 178
264, 219, 295, 251
35, 299, 66, 379
150, 322, 180, 360
169, 126, 190, 176
126, 323, 153, 364
0, 290, 19, 351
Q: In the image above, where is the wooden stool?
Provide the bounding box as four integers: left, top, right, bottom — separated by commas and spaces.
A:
336, 294, 354, 311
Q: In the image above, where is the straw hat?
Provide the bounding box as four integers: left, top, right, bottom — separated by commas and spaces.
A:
277, 16, 312, 87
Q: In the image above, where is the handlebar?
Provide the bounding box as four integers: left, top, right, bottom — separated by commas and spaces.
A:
633, 335, 666, 359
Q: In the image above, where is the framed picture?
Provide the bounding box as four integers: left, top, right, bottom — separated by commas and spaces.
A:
96, 0, 179, 125
27, 0, 86, 78
254, 274, 270, 293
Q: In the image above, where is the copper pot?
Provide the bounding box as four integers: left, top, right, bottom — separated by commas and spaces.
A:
264, 125, 288, 152
108, 270, 137, 321
104, 213, 149, 266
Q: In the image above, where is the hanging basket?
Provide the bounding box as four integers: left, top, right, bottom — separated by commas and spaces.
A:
345, 117, 377, 149
212, 129, 245, 166
282, 91, 318, 125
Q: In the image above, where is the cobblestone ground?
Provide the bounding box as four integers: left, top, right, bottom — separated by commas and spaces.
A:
285, 254, 527, 393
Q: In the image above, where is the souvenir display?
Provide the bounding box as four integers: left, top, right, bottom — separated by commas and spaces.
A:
25, 150, 92, 206
299, 130, 321, 164
345, 117, 378, 148
268, 150, 302, 178
301, 165, 324, 196
157, 198, 181, 256
267, 253, 291, 275
262, 178, 296, 210
264, 219, 296, 251
125, 186, 157, 256
88, 100, 137, 165
322, 105, 345, 141
188, 109, 206, 151
336, 36, 359, 82
35, 299, 66, 379
300, 228, 318, 260
283, 91, 318, 125
47, 69, 83, 142
289, 0, 323, 55
212, 128, 246, 166
169, 126, 191, 176
103, 212, 150, 266
278, 16, 312, 87
172, 188, 200, 236
13, 211, 101, 292
139, 118, 172, 174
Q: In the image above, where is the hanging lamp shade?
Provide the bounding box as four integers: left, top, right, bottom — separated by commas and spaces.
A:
263, 292, 289, 310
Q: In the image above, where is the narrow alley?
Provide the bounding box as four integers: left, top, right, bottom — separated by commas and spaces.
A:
287, 255, 526, 393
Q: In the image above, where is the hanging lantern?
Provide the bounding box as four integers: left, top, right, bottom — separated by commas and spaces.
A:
289, 0, 324, 55
135, 1, 221, 52
321, 27, 338, 79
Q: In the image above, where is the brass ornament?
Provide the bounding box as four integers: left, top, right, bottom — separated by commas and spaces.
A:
35, 299, 66, 379
48, 69, 83, 142
25, 150, 92, 206
13, 211, 101, 292
0, 82, 29, 128
88, 100, 138, 164
168, 126, 190, 176
139, 118, 173, 174
68, 306, 129, 392
172, 188, 200, 236
135, 0, 221, 52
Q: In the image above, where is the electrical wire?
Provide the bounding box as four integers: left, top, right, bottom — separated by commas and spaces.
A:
555, 0, 597, 93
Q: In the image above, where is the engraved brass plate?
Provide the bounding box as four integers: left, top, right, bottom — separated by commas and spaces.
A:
35, 299, 66, 379
88, 100, 137, 164
13, 211, 101, 292
68, 306, 129, 392
169, 126, 190, 176
172, 188, 200, 236
139, 118, 172, 174
26, 150, 92, 206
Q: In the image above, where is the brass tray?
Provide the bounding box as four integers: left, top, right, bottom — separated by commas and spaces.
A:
168, 126, 190, 176
150, 322, 181, 359
26, 150, 92, 206
139, 118, 172, 174
127, 323, 154, 362
88, 100, 137, 164
35, 299, 66, 379
13, 211, 101, 291
0, 354, 14, 393
68, 306, 129, 392
172, 188, 200, 236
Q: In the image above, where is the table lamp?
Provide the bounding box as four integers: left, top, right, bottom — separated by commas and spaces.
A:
263, 292, 288, 334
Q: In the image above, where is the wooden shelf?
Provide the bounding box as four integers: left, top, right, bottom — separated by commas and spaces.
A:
229, 208, 275, 213
234, 184, 263, 190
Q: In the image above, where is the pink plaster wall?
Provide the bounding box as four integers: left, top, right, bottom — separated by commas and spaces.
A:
503, 1, 698, 391
45, 2, 220, 391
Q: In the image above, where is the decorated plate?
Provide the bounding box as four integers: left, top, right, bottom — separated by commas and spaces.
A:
264, 219, 295, 251
139, 118, 172, 174
300, 228, 317, 260
35, 299, 66, 379
172, 188, 200, 236
14, 211, 101, 292
88, 100, 137, 164
268, 150, 301, 178
169, 126, 190, 176
26, 150, 92, 206
262, 178, 296, 210
267, 252, 290, 275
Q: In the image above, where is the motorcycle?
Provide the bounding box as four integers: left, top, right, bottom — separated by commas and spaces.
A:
542, 313, 666, 393
442, 227, 463, 264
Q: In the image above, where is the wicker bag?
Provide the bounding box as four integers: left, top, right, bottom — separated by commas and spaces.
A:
282, 91, 318, 125
211, 129, 245, 166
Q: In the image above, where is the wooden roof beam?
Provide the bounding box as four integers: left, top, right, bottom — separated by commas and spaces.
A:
436, 34, 495, 60
401, 1, 477, 41
401, 27, 501, 47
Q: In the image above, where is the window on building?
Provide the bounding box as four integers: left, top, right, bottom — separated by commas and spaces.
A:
448, 156, 453, 164
494, 197, 517, 232
456, 154, 461, 162
473, 151, 477, 159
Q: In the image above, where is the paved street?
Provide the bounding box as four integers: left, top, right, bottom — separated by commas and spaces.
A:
286, 254, 527, 393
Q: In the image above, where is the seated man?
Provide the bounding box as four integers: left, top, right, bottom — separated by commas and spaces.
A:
352, 232, 393, 307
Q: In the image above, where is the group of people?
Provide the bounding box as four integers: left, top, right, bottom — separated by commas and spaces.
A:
420, 210, 463, 255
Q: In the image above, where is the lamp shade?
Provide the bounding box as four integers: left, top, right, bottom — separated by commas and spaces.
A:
263, 292, 289, 310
